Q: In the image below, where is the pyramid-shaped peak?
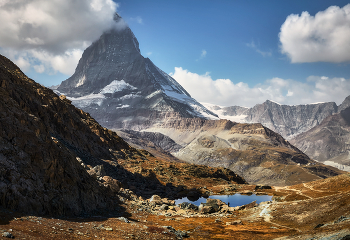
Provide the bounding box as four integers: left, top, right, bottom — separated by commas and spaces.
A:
57, 14, 217, 130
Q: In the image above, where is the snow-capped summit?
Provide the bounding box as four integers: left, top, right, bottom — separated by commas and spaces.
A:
57, 13, 217, 130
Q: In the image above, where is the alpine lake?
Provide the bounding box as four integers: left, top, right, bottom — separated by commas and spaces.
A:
175, 193, 272, 207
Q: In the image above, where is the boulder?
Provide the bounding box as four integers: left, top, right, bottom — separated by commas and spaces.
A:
226, 220, 243, 225
149, 195, 163, 206
178, 202, 198, 211
199, 204, 215, 214
102, 176, 121, 193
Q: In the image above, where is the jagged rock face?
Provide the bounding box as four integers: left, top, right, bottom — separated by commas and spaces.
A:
290, 107, 350, 166
244, 100, 338, 139
144, 118, 342, 186
204, 100, 339, 139
57, 14, 217, 130
0, 54, 141, 216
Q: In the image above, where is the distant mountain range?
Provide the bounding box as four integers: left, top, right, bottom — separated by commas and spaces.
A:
203, 96, 350, 168
203, 96, 350, 140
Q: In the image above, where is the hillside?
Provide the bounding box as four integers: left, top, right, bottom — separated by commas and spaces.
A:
290, 106, 350, 169
144, 118, 343, 186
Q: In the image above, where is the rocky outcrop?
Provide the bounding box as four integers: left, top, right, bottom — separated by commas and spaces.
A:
57, 13, 217, 131
0, 54, 146, 216
290, 106, 350, 165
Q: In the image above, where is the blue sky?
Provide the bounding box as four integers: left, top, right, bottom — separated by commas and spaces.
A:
117, 0, 350, 84
0, 0, 349, 107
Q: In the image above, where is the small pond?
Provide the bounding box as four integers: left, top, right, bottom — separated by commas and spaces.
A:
175, 194, 272, 207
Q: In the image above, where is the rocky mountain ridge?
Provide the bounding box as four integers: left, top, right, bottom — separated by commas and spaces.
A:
203, 99, 344, 140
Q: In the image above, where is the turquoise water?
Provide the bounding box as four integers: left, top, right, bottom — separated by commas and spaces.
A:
175, 194, 272, 207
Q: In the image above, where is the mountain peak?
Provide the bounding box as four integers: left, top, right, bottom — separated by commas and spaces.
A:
56, 14, 217, 130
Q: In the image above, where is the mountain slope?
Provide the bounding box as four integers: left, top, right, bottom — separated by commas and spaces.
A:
144, 118, 343, 186
290, 107, 350, 167
57, 13, 217, 130
0, 54, 135, 216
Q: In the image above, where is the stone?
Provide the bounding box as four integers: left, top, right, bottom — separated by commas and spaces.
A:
160, 204, 169, 211
117, 217, 130, 223
255, 185, 272, 190
199, 204, 215, 214
220, 205, 236, 213
178, 202, 198, 211
237, 201, 258, 210
226, 220, 243, 225
149, 195, 163, 206
206, 198, 225, 207
2, 232, 14, 238
102, 176, 121, 193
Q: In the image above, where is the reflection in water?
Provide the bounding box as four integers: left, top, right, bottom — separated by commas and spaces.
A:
175, 194, 272, 207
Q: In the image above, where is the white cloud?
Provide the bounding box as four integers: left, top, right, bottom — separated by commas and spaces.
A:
0, 0, 120, 76
170, 67, 350, 107
246, 41, 272, 57
33, 64, 45, 73
280, 4, 350, 63
130, 16, 143, 24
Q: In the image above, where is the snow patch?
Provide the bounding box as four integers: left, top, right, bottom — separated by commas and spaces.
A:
145, 90, 162, 99
267, 100, 281, 105
309, 102, 326, 105
67, 93, 105, 108
116, 104, 130, 109
100, 80, 136, 94
163, 87, 192, 103
201, 102, 248, 122
76, 75, 86, 87
119, 93, 141, 100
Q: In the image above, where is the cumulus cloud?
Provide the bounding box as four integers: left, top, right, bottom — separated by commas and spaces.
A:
280, 4, 350, 63
0, 0, 120, 76
170, 67, 350, 107
246, 41, 272, 57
